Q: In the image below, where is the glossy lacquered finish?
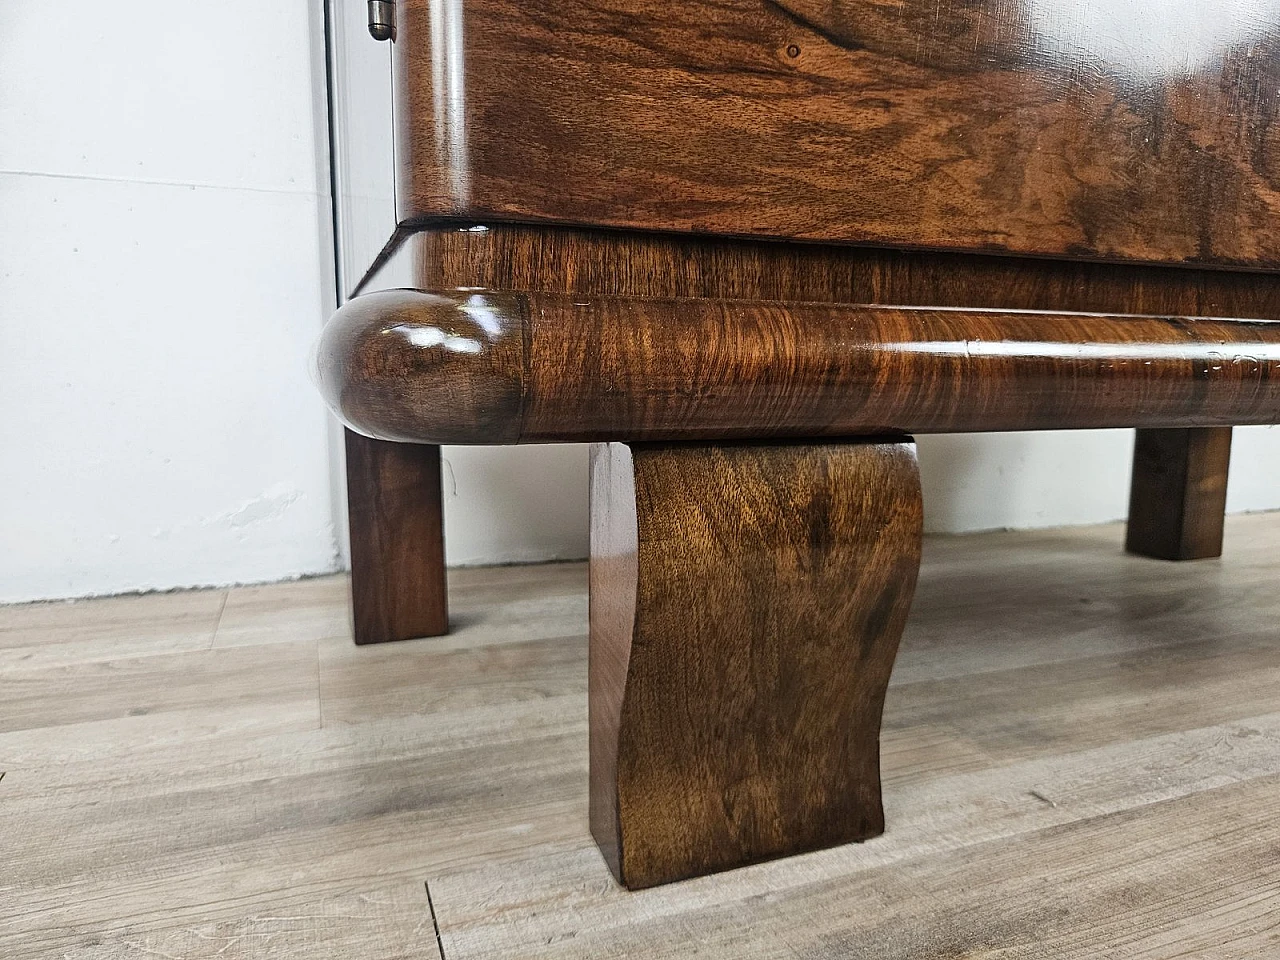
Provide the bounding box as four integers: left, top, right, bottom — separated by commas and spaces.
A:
316, 288, 1280, 444
589, 439, 922, 888
393, 0, 1280, 267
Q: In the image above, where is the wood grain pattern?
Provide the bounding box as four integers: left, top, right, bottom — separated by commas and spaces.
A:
317, 288, 1280, 444
589, 440, 922, 887
345, 430, 449, 643
393, 0, 1280, 267
1127, 427, 1234, 561
394, 223, 1280, 318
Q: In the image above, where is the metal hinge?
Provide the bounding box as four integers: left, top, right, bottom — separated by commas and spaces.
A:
368, 0, 395, 41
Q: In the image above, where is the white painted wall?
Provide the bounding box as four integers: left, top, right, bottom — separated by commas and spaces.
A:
0, 0, 340, 602
430, 427, 1280, 568
918, 427, 1280, 533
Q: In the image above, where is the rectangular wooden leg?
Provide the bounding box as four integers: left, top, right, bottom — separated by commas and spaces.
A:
1126, 428, 1233, 561
344, 429, 448, 643
589, 439, 923, 888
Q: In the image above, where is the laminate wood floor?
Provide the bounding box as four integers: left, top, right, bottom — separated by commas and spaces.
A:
3, 516, 1280, 959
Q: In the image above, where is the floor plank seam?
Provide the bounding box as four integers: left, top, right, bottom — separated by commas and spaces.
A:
208, 591, 230, 649
316, 640, 324, 729
425, 880, 447, 959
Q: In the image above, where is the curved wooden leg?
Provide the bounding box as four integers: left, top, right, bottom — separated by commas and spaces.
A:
589, 439, 923, 889
1127, 428, 1233, 561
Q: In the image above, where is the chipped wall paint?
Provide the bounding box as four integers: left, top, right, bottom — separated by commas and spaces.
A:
217, 484, 306, 530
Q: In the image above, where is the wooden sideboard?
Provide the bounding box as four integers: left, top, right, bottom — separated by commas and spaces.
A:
321, 0, 1280, 888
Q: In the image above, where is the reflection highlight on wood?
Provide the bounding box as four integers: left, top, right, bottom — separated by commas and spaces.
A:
589, 440, 923, 887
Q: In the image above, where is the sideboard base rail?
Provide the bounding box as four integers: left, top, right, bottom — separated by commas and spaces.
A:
315, 290, 1280, 445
